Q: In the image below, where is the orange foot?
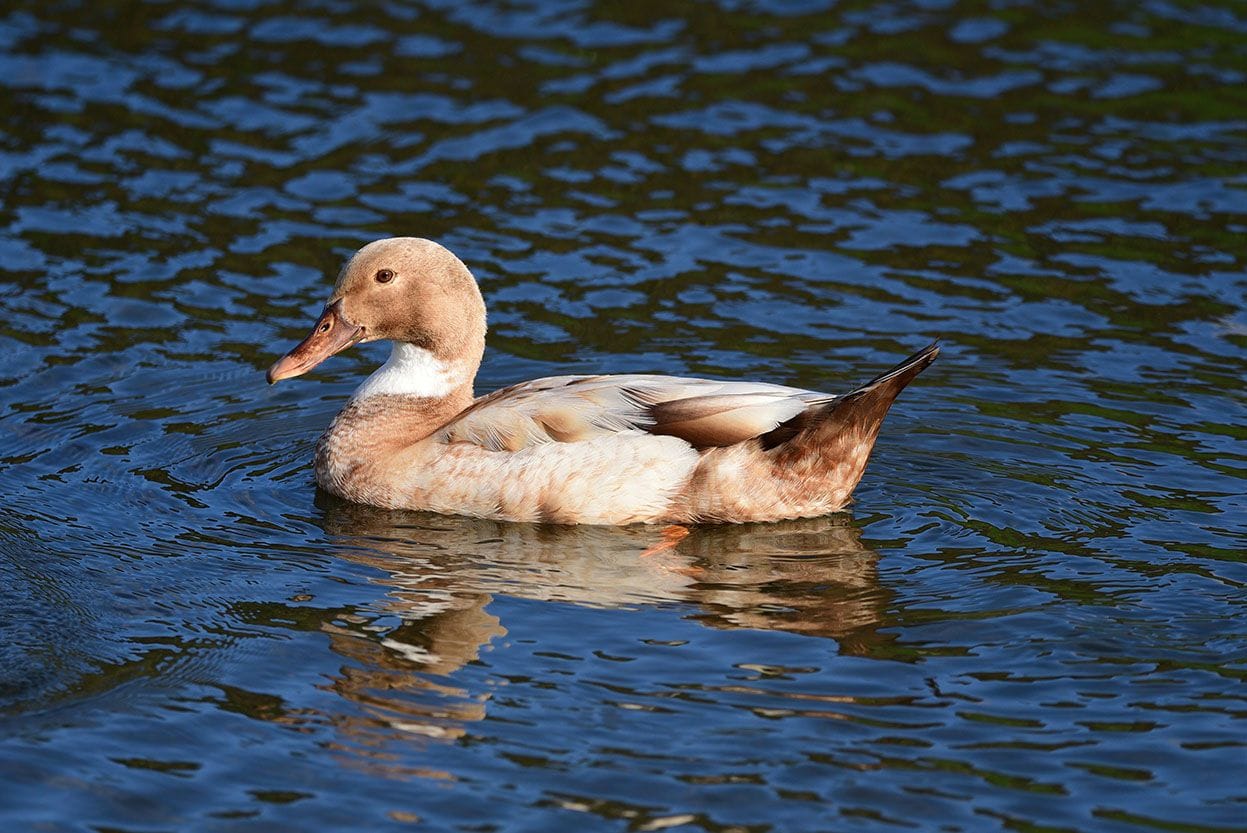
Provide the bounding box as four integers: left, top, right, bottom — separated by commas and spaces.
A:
640, 525, 690, 558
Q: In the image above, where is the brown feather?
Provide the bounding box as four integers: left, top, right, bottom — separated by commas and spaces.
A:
648, 393, 807, 448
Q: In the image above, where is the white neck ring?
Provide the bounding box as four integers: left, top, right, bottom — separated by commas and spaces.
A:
352, 342, 462, 400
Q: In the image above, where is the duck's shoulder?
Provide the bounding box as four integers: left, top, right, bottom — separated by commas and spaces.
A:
435, 373, 833, 453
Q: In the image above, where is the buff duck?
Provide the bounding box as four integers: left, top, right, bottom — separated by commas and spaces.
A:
268, 237, 938, 524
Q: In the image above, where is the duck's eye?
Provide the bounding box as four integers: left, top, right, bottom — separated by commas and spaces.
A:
375, 269, 395, 284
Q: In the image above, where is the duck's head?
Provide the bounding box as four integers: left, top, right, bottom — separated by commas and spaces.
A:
267, 237, 486, 385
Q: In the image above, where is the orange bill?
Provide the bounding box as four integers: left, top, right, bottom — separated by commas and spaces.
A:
267, 301, 365, 384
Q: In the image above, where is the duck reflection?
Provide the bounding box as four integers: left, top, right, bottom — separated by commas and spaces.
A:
309, 493, 896, 768
317, 494, 893, 645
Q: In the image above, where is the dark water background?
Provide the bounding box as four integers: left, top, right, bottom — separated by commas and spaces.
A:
2, 1, 1245, 831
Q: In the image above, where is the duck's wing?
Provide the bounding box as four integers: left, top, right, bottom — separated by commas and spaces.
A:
436, 374, 834, 452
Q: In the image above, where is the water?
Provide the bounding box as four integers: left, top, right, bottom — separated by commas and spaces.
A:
2, 1, 1245, 830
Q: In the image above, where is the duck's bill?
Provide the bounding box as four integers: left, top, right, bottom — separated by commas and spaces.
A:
267, 301, 365, 384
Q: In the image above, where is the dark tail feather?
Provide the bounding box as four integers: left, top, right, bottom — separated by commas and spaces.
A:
763, 340, 940, 450
848, 340, 940, 401
816, 340, 940, 449
766, 342, 939, 504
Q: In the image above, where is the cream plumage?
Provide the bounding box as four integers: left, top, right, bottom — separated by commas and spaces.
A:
268, 237, 938, 524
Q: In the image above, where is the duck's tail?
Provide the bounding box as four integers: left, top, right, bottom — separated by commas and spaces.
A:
843, 340, 941, 405
768, 341, 940, 509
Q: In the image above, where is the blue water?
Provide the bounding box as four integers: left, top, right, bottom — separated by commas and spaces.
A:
1, 2, 1245, 831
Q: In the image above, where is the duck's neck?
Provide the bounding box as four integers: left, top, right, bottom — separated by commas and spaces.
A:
353, 341, 476, 403
321, 342, 479, 458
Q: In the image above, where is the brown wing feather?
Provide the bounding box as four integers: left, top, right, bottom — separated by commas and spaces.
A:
648, 393, 810, 447
437, 374, 827, 451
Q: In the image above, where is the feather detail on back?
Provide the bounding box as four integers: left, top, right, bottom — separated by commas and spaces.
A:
435, 374, 831, 452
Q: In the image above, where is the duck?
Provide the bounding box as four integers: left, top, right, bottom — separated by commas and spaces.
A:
267, 237, 938, 525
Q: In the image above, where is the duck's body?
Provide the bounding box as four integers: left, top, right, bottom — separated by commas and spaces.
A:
269, 238, 938, 525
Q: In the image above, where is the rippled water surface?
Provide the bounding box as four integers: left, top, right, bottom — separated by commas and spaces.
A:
2, 1, 1246, 831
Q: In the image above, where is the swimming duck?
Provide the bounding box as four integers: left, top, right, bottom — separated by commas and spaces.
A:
268, 237, 938, 525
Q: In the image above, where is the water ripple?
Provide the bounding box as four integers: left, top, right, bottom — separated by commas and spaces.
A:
1, 1, 1245, 831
